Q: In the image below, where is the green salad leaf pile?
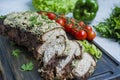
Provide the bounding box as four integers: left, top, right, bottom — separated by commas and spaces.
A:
32, 0, 77, 14
79, 40, 102, 60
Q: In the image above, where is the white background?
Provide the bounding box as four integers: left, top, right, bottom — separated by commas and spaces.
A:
0, 0, 120, 62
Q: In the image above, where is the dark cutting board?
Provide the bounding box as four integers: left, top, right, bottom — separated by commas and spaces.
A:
0, 36, 42, 80
0, 35, 120, 80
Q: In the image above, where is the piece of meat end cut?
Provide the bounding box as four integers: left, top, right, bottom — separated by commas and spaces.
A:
0, 12, 68, 60
71, 52, 96, 80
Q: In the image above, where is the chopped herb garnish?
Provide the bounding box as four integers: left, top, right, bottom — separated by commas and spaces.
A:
36, 22, 43, 26
47, 20, 53, 23
10, 41, 16, 46
29, 16, 37, 26
21, 62, 34, 71
12, 49, 21, 57
17, 16, 21, 19
29, 16, 43, 27
41, 15, 48, 19
54, 77, 60, 80
29, 16, 37, 21
0, 15, 6, 19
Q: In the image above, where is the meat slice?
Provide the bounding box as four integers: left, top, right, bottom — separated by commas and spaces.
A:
55, 40, 76, 77
55, 40, 83, 78
42, 35, 66, 66
74, 41, 83, 59
36, 28, 68, 60
72, 52, 96, 80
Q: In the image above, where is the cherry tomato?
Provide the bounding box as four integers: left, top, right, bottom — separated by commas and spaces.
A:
87, 31, 96, 41
60, 17, 67, 24
71, 27, 79, 36
84, 25, 92, 31
59, 14, 67, 23
64, 23, 74, 32
56, 18, 65, 26
46, 12, 56, 20
78, 21, 85, 27
75, 30, 87, 40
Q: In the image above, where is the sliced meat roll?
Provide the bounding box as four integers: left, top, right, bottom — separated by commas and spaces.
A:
0, 12, 97, 80
72, 52, 96, 80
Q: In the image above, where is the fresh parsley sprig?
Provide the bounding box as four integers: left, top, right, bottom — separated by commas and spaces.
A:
12, 49, 21, 57
21, 62, 34, 71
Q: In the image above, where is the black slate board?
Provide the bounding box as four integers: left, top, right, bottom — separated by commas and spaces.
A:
0, 35, 120, 80
0, 36, 42, 80
89, 41, 120, 80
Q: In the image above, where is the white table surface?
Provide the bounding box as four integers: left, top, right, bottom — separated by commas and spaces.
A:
91, 0, 120, 62
0, 0, 120, 62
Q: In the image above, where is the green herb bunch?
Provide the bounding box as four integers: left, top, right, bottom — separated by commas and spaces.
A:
95, 7, 120, 42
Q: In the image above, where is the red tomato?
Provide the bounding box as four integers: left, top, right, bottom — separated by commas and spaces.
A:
85, 25, 92, 31
64, 23, 74, 32
78, 21, 85, 27
75, 30, 87, 40
60, 17, 67, 24
56, 18, 65, 26
71, 27, 79, 36
59, 14, 67, 23
46, 12, 56, 20
87, 31, 96, 41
